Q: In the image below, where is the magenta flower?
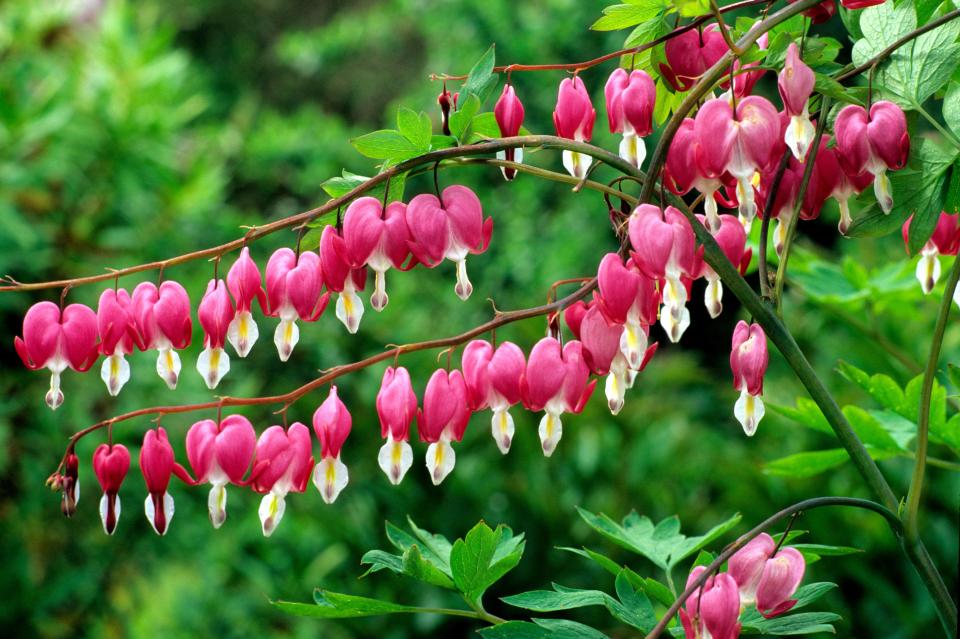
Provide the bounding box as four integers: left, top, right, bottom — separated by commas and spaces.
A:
660, 25, 728, 92
97, 288, 143, 396
605, 68, 656, 168
342, 197, 411, 311
406, 185, 492, 300
834, 101, 910, 214
816, 140, 873, 235
666, 118, 726, 230
93, 443, 130, 535
694, 213, 751, 318
266, 246, 328, 358
376, 366, 418, 484
680, 567, 742, 639
15, 301, 99, 410
196, 279, 234, 389
553, 76, 596, 178
419, 369, 471, 484
730, 321, 769, 436
903, 212, 960, 295
495, 84, 525, 180
251, 422, 314, 536
132, 281, 192, 390
185, 415, 256, 528
788, 0, 835, 23
320, 225, 367, 334
226, 247, 266, 358
841, 0, 885, 8
438, 86, 458, 136
730, 533, 807, 617
61, 452, 80, 517
596, 252, 660, 369
311, 386, 352, 503
462, 339, 526, 453
778, 43, 816, 161
578, 304, 643, 415
732, 33, 768, 98
522, 337, 596, 456
140, 427, 190, 535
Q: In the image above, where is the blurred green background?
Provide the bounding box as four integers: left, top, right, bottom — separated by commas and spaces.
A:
0, 1, 957, 637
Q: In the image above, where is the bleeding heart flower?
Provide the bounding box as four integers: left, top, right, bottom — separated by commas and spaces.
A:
196, 279, 234, 389
666, 118, 726, 231
132, 281, 192, 390
226, 247, 266, 358
660, 25, 729, 92
406, 185, 493, 300
679, 567, 742, 639
834, 101, 910, 214
60, 452, 80, 517
462, 340, 526, 453
251, 422, 314, 537
376, 366, 418, 485
495, 84, 526, 180
754, 547, 806, 618
15, 301, 99, 410
903, 212, 960, 296
97, 288, 143, 397
342, 197, 411, 311
266, 247, 329, 358
817, 140, 873, 236
733, 33, 768, 98
730, 321, 769, 436
778, 43, 816, 161
605, 68, 656, 168
596, 253, 660, 369
522, 337, 596, 456
438, 86, 458, 136
788, 0, 835, 23
140, 427, 190, 536
553, 76, 596, 178
185, 415, 256, 528
320, 225, 367, 334
694, 214, 751, 318
419, 369, 471, 485
93, 443, 130, 535
841, 0, 885, 8
311, 386, 352, 504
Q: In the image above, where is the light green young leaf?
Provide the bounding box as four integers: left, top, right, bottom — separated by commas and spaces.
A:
841, 405, 902, 451
461, 45, 498, 105
273, 590, 414, 618
591, 1, 666, 31
402, 545, 456, 589
396, 107, 432, 151
767, 398, 833, 434
350, 129, 420, 161
672, 0, 710, 18
944, 81, 960, 141
449, 93, 481, 142
450, 521, 523, 604
764, 449, 849, 478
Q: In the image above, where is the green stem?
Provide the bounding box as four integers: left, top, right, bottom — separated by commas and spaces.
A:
905, 256, 960, 540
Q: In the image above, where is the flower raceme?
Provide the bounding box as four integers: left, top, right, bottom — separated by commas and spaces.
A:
132, 280, 192, 390
312, 386, 352, 504
553, 76, 596, 179
462, 339, 526, 454
93, 443, 130, 535
729, 533, 807, 617
185, 415, 256, 528
730, 321, 769, 436
494, 84, 525, 180
376, 366, 418, 484
903, 212, 960, 297
140, 427, 191, 535
418, 369, 472, 485
226, 247, 266, 358
778, 43, 816, 161
342, 197, 411, 311
96, 288, 143, 397
196, 279, 234, 389
15, 301, 99, 410
680, 567, 742, 639
265, 246, 328, 359
604, 68, 656, 168
251, 422, 314, 537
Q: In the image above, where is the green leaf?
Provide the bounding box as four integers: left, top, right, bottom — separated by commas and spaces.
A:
320, 170, 404, 203
591, 1, 667, 31
614, 570, 657, 632
791, 544, 863, 563
768, 398, 833, 435
741, 611, 842, 635
461, 45, 498, 105
575, 508, 740, 571
502, 586, 609, 612
841, 405, 902, 451
402, 545, 456, 589
350, 129, 420, 161
623, 14, 672, 74
273, 590, 413, 619
556, 547, 674, 606
404, 517, 454, 571
764, 449, 849, 478
450, 521, 523, 604
837, 361, 905, 412
944, 81, 960, 141
691, 549, 715, 568
359, 549, 404, 577
944, 162, 960, 215
672, 0, 710, 18
814, 73, 862, 105
396, 107, 432, 151
449, 94, 481, 143
479, 620, 610, 639
469, 112, 502, 141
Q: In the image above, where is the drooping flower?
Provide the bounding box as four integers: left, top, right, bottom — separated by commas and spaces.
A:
418, 369, 471, 485
604, 68, 656, 168
93, 443, 130, 535
140, 427, 190, 535
629, 204, 698, 342
376, 366, 418, 484
596, 252, 660, 368
732, 33, 768, 98
665, 118, 726, 231
729, 533, 806, 617
438, 86, 458, 136
61, 452, 80, 517
311, 386, 352, 504
778, 43, 816, 161
819, 141, 873, 236
694, 214, 751, 318
196, 279, 234, 389
226, 247, 266, 358
730, 321, 769, 436
265, 247, 328, 358
522, 337, 596, 456
251, 422, 314, 537
679, 567, 742, 639
342, 197, 411, 311
185, 415, 256, 528
834, 101, 910, 214
577, 304, 642, 415
903, 212, 960, 295
841, 0, 886, 8
788, 0, 835, 23
132, 281, 192, 390
553, 76, 596, 179
406, 185, 492, 300
495, 84, 525, 180
15, 301, 99, 410
320, 225, 367, 334
96, 288, 143, 397
462, 340, 526, 453
660, 25, 729, 92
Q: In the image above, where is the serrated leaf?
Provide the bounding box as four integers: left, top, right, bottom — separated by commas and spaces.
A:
274, 591, 413, 619
449, 94, 481, 142
767, 398, 833, 434
405, 517, 454, 573
837, 361, 905, 412
613, 571, 657, 632
741, 611, 842, 635
468, 112, 501, 141
764, 449, 849, 478
814, 73, 862, 105
841, 405, 902, 451
450, 522, 523, 605
592, 1, 665, 31
397, 107, 432, 150
402, 545, 456, 589
350, 129, 420, 161
360, 549, 404, 577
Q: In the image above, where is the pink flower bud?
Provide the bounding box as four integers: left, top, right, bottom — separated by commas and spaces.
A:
462, 340, 525, 453
266, 247, 329, 358
605, 68, 656, 168
660, 25, 728, 92
196, 279, 234, 389
376, 366, 418, 484
93, 443, 130, 535
342, 197, 410, 311
251, 423, 314, 536
730, 321, 769, 436
185, 415, 256, 528
140, 427, 190, 535
841, 0, 885, 8
553, 76, 596, 178
729, 532, 777, 603
226, 247, 266, 358
495, 84, 525, 180
438, 86, 458, 136
132, 280, 192, 389
96, 288, 142, 396
311, 386, 352, 503
694, 214, 751, 318
788, 0, 835, 23
680, 567, 742, 639
419, 369, 471, 484
779, 44, 816, 161
15, 301, 99, 410
756, 547, 806, 618
61, 452, 80, 517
